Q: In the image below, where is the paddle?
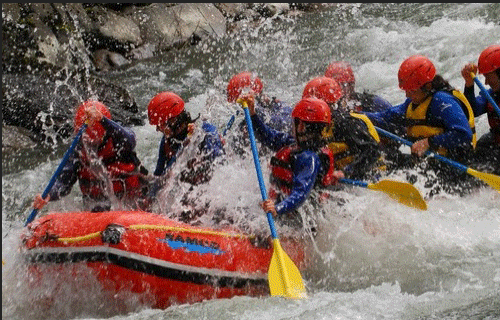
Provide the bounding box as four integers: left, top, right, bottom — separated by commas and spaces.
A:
237, 98, 307, 299
470, 72, 500, 117
222, 110, 240, 136
339, 178, 427, 210
24, 124, 88, 226
375, 126, 500, 192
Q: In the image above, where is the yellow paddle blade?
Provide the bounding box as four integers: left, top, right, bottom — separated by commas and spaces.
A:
368, 180, 427, 210
268, 239, 307, 299
467, 168, 500, 192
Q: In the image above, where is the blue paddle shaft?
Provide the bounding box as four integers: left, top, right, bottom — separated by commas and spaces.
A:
242, 107, 279, 240
25, 124, 87, 226
472, 76, 500, 117
222, 110, 240, 136
339, 178, 368, 188
222, 115, 235, 136
375, 126, 468, 173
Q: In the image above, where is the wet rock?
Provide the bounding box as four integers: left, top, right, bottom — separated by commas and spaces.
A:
214, 3, 248, 20
2, 68, 143, 147
1, 125, 49, 175
86, 5, 142, 47
93, 49, 130, 71
126, 43, 156, 61
2, 125, 37, 153
2, 4, 94, 73
127, 3, 226, 54
2, 3, 21, 22
254, 3, 290, 18
2, 2, 320, 154
52, 3, 95, 33
3, 3, 315, 73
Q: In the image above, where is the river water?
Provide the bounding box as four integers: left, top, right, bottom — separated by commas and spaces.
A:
2, 3, 500, 320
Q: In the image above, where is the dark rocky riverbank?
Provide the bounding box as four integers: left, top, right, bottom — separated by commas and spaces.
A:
2, 3, 335, 155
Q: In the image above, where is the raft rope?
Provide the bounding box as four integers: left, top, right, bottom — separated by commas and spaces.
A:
57, 224, 255, 243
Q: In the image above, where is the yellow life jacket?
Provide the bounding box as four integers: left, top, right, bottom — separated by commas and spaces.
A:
453, 90, 477, 149
324, 112, 381, 170
406, 90, 476, 155
350, 112, 381, 143
326, 141, 351, 170
350, 112, 387, 171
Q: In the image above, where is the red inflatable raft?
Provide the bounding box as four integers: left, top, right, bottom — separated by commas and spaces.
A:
21, 210, 306, 309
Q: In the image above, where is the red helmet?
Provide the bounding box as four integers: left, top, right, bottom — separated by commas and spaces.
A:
398, 55, 436, 91
292, 97, 331, 124
302, 76, 343, 105
478, 44, 500, 75
147, 92, 185, 126
74, 100, 111, 141
226, 72, 263, 103
324, 61, 355, 84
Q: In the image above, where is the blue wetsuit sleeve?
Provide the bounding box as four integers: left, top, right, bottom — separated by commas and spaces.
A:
363, 101, 408, 132
101, 118, 136, 152
267, 101, 293, 132
148, 136, 168, 197
371, 95, 393, 112
427, 91, 473, 150
153, 122, 224, 178
154, 136, 167, 177
275, 151, 321, 216
200, 121, 225, 158
251, 114, 295, 151
464, 85, 488, 117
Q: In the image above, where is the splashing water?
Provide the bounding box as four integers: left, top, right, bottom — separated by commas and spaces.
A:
3, 3, 500, 320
